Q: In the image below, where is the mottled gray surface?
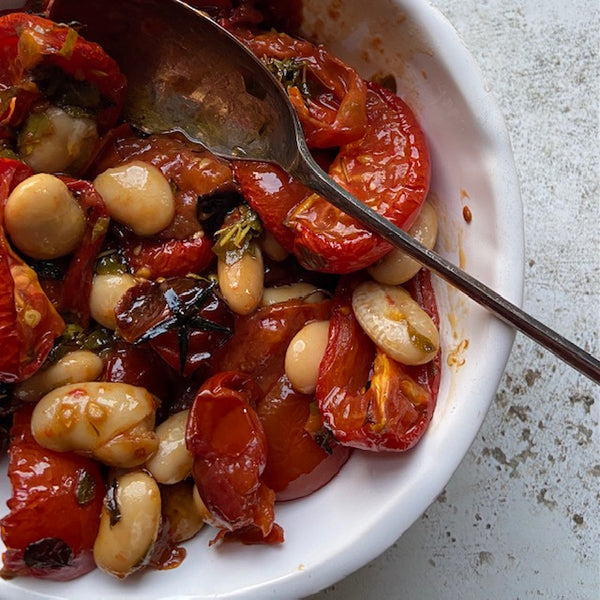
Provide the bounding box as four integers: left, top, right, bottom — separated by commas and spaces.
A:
308, 1, 599, 599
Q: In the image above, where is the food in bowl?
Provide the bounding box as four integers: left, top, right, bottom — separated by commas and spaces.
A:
0, 0, 443, 583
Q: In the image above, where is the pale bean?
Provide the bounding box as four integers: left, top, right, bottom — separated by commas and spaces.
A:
18, 105, 98, 174
31, 382, 159, 468
217, 242, 264, 315
4, 173, 86, 260
284, 320, 330, 394
93, 470, 161, 579
261, 282, 326, 307
260, 229, 289, 262
13, 350, 104, 404
145, 410, 193, 485
93, 160, 175, 236
89, 273, 139, 330
192, 484, 213, 525
352, 281, 439, 365
368, 201, 438, 285
161, 480, 205, 543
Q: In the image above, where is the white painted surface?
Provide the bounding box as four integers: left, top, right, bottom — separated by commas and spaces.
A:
308, 1, 600, 599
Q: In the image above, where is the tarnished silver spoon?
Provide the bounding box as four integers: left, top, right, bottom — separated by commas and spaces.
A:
48, 0, 599, 383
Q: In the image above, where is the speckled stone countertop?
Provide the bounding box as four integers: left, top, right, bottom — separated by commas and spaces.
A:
308, 1, 599, 598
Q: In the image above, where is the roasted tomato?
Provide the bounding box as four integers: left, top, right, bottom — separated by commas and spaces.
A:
102, 341, 175, 404
257, 375, 351, 501
234, 82, 430, 273
115, 277, 234, 376
186, 371, 281, 542
0, 12, 125, 136
0, 406, 105, 580
0, 158, 65, 383
56, 177, 109, 327
209, 299, 349, 500
316, 271, 441, 451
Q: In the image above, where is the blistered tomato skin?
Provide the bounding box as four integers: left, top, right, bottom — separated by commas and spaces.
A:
0, 406, 105, 581
186, 372, 279, 540
234, 82, 431, 274
257, 375, 351, 501
316, 273, 441, 451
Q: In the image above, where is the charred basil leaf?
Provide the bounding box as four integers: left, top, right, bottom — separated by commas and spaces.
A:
116, 277, 233, 374
23, 538, 73, 569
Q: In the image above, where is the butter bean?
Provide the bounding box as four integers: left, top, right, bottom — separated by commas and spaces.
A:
161, 480, 204, 543
18, 105, 98, 174
368, 201, 438, 285
94, 160, 175, 236
13, 350, 103, 403
145, 410, 192, 485
284, 320, 330, 394
217, 242, 264, 315
4, 173, 86, 260
31, 382, 159, 468
89, 273, 139, 330
261, 282, 326, 306
352, 281, 439, 365
93, 470, 161, 579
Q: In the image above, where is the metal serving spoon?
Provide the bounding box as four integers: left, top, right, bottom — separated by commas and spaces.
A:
48, 0, 599, 383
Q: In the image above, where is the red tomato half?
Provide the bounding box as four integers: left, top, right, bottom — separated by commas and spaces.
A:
0, 406, 105, 580
186, 372, 280, 541
0, 12, 125, 134
210, 298, 331, 393
258, 375, 351, 501
316, 272, 441, 451
235, 82, 430, 273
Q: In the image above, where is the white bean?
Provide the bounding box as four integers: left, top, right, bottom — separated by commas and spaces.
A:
31, 381, 159, 468
93, 160, 175, 236
13, 350, 104, 404
284, 320, 330, 394
93, 470, 161, 579
217, 242, 264, 315
261, 282, 326, 307
18, 105, 98, 174
89, 273, 139, 330
145, 410, 193, 485
161, 480, 205, 543
260, 229, 289, 261
192, 484, 213, 525
368, 201, 438, 285
352, 281, 439, 365
4, 173, 86, 260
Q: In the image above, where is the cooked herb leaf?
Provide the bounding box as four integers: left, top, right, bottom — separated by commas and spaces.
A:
75, 468, 97, 505
213, 204, 262, 264
23, 538, 73, 569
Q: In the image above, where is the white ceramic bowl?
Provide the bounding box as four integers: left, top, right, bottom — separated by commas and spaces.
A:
0, 0, 523, 598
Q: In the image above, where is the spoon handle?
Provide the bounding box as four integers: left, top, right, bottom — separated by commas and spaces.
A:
291, 149, 600, 384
